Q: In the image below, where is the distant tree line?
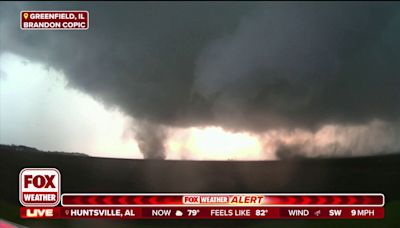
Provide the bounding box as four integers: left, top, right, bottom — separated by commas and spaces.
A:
0, 144, 88, 157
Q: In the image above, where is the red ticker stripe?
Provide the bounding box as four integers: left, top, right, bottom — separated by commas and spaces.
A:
61, 193, 384, 206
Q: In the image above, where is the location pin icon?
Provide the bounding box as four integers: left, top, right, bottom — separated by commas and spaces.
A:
23, 13, 29, 20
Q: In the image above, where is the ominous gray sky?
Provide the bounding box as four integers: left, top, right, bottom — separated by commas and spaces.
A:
1, 2, 400, 159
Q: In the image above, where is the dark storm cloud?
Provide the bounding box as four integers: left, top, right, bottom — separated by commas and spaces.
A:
1, 2, 400, 158
195, 4, 400, 131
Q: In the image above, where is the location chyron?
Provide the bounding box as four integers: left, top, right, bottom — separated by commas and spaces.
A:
20, 11, 89, 30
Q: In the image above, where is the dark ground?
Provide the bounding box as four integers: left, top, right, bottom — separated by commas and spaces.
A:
0, 145, 399, 227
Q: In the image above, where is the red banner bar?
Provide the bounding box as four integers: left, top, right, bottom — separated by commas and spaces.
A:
20, 207, 384, 219
61, 193, 384, 206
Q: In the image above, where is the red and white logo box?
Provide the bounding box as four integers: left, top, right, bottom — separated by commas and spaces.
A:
19, 168, 61, 207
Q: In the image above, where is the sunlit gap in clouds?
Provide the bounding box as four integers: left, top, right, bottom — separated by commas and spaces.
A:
165, 126, 266, 160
